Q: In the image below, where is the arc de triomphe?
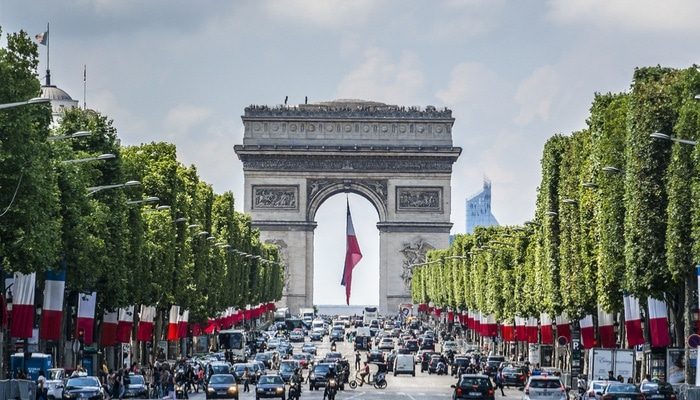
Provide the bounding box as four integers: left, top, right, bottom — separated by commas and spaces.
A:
234, 100, 461, 314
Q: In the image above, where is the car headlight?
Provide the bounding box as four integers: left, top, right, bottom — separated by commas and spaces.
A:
256, 388, 264, 393
227, 387, 237, 394
276, 387, 283, 393
207, 388, 215, 393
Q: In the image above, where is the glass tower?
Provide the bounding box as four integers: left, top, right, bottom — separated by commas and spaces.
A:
465, 178, 499, 234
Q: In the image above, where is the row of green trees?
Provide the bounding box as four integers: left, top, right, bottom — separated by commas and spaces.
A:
0, 28, 283, 323
412, 66, 700, 346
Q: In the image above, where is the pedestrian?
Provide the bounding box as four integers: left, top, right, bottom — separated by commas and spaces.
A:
242, 367, 250, 392
36, 370, 47, 400
494, 368, 505, 396
355, 351, 361, 370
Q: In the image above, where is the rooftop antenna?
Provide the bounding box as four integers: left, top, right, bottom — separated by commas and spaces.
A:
284, 96, 288, 105
305, 96, 308, 104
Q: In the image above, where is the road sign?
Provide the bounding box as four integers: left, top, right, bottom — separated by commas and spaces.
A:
557, 335, 569, 346
572, 339, 581, 352
688, 334, 700, 348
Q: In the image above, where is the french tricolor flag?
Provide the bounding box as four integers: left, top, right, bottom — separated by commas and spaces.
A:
515, 316, 527, 341
40, 270, 65, 341
116, 306, 134, 343
597, 307, 616, 348
76, 292, 97, 345
100, 311, 118, 346
580, 315, 595, 348
556, 313, 571, 342
10, 272, 36, 338
341, 201, 363, 305
623, 294, 644, 346
540, 313, 553, 344
167, 305, 180, 341
136, 305, 156, 342
178, 310, 189, 339
527, 317, 539, 344
648, 297, 670, 348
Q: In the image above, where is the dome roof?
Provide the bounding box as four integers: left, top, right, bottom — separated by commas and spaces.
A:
41, 85, 74, 101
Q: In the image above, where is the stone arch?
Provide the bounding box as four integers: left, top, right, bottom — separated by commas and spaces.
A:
306, 179, 388, 222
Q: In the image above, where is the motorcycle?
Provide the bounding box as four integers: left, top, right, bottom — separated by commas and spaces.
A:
326, 378, 338, 400
288, 380, 301, 400
436, 362, 447, 376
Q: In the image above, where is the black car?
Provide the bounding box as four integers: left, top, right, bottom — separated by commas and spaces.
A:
367, 349, 385, 363
640, 382, 676, 400
233, 363, 262, 384
331, 328, 344, 342
420, 338, 435, 350
309, 363, 333, 390
62, 376, 104, 400
278, 360, 298, 383
255, 353, 273, 369
323, 352, 343, 363
405, 339, 419, 353
206, 374, 239, 399
420, 351, 438, 372
124, 374, 148, 398
385, 351, 398, 372
428, 355, 445, 374
603, 383, 643, 400
354, 335, 371, 351
310, 330, 323, 341
255, 374, 286, 399
451, 374, 495, 400
501, 366, 528, 387
451, 356, 470, 376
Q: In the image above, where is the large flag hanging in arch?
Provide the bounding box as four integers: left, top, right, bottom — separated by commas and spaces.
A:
340, 200, 362, 305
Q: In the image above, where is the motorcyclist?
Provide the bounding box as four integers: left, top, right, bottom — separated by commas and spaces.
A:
323, 366, 337, 400
436, 359, 447, 375
330, 340, 337, 352
289, 368, 303, 399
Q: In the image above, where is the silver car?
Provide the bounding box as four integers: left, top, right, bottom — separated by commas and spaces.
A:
523, 376, 566, 400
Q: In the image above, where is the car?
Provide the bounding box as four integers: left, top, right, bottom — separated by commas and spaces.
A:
428, 355, 445, 374
483, 356, 505, 377
354, 335, 371, 351
310, 328, 325, 341
233, 362, 263, 384
419, 351, 439, 372
289, 329, 304, 342
394, 354, 416, 376
451, 356, 471, 376
586, 380, 615, 400
451, 374, 495, 400
602, 383, 643, 400
46, 368, 66, 400
442, 340, 460, 353
323, 352, 343, 363
209, 361, 233, 377
123, 374, 149, 398
255, 374, 286, 399
254, 353, 273, 369
367, 349, 385, 363
278, 360, 299, 383
405, 339, 419, 353
330, 328, 344, 342
206, 374, 239, 399
385, 350, 398, 372
524, 376, 566, 400
277, 342, 293, 356
501, 365, 528, 387
309, 363, 333, 390
301, 343, 317, 355
62, 376, 105, 400
378, 338, 395, 351
420, 337, 435, 350
640, 381, 676, 400
292, 353, 310, 369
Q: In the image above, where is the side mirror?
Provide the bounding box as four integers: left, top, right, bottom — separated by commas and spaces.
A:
451, 385, 456, 388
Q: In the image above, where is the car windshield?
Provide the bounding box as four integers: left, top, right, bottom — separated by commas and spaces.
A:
314, 365, 330, 374
503, 368, 519, 373
66, 377, 99, 388
593, 383, 609, 391
211, 365, 229, 373
460, 377, 491, 388
608, 384, 638, 393
642, 383, 673, 394
259, 376, 283, 385
529, 380, 562, 389
48, 370, 63, 380
129, 375, 145, 385
280, 363, 295, 372
233, 365, 246, 373
210, 375, 235, 384
255, 354, 269, 361
293, 355, 305, 360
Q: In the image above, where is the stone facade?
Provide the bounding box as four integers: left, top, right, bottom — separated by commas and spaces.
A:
235, 100, 461, 314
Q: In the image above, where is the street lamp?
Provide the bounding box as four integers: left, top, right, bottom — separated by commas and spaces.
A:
187, 224, 200, 229
173, 217, 187, 223
650, 132, 698, 146
126, 196, 159, 205
196, 231, 209, 237
86, 180, 140, 195
561, 198, 578, 205
602, 166, 623, 174
545, 211, 558, 216
0, 97, 50, 110
155, 205, 171, 211
47, 130, 92, 142
61, 153, 115, 164
582, 182, 598, 189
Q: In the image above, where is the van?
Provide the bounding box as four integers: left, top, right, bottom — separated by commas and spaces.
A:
394, 354, 416, 376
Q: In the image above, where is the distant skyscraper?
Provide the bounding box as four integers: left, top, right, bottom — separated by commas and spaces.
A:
465, 178, 499, 234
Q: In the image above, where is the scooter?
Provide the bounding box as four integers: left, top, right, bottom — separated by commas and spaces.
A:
436, 362, 447, 376
326, 378, 338, 400
288, 380, 301, 400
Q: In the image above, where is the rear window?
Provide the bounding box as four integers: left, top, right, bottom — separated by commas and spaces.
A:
529, 379, 562, 389
460, 377, 492, 388
607, 384, 638, 393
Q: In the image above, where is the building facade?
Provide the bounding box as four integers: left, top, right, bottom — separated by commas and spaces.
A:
465, 178, 499, 234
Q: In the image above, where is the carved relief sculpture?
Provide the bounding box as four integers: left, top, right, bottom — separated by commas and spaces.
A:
253, 185, 298, 210
400, 239, 434, 290
396, 187, 443, 212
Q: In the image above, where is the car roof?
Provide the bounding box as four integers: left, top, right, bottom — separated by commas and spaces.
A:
529, 376, 562, 380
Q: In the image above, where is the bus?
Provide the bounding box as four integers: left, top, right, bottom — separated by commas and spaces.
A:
217, 329, 246, 362
363, 307, 379, 325
285, 318, 303, 332
274, 308, 291, 322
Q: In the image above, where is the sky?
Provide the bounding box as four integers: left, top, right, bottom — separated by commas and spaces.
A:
3, 0, 700, 306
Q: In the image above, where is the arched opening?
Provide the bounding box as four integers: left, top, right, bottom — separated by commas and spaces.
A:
313, 193, 380, 308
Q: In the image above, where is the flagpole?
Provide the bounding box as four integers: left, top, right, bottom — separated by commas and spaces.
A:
83, 65, 86, 110
46, 22, 50, 85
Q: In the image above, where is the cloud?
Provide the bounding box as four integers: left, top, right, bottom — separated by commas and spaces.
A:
547, 0, 700, 34
514, 65, 559, 125
263, 0, 376, 28
431, 0, 506, 38
336, 48, 424, 104
163, 104, 213, 138
436, 62, 504, 106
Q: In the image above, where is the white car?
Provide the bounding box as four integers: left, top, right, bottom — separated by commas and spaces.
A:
46, 368, 65, 399
523, 376, 566, 400
442, 340, 459, 353
393, 354, 416, 376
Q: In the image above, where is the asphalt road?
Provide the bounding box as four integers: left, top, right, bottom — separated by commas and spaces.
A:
180, 332, 526, 400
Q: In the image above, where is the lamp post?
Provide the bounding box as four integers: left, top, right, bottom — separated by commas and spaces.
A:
60, 153, 115, 164
0, 97, 50, 110
86, 180, 140, 196
47, 131, 92, 142
126, 196, 159, 206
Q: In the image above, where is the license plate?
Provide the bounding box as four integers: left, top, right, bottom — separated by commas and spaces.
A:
618, 397, 631, 400
217, 390, 227, 395
469, 392, 482, 396
651, 396, 665, 399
